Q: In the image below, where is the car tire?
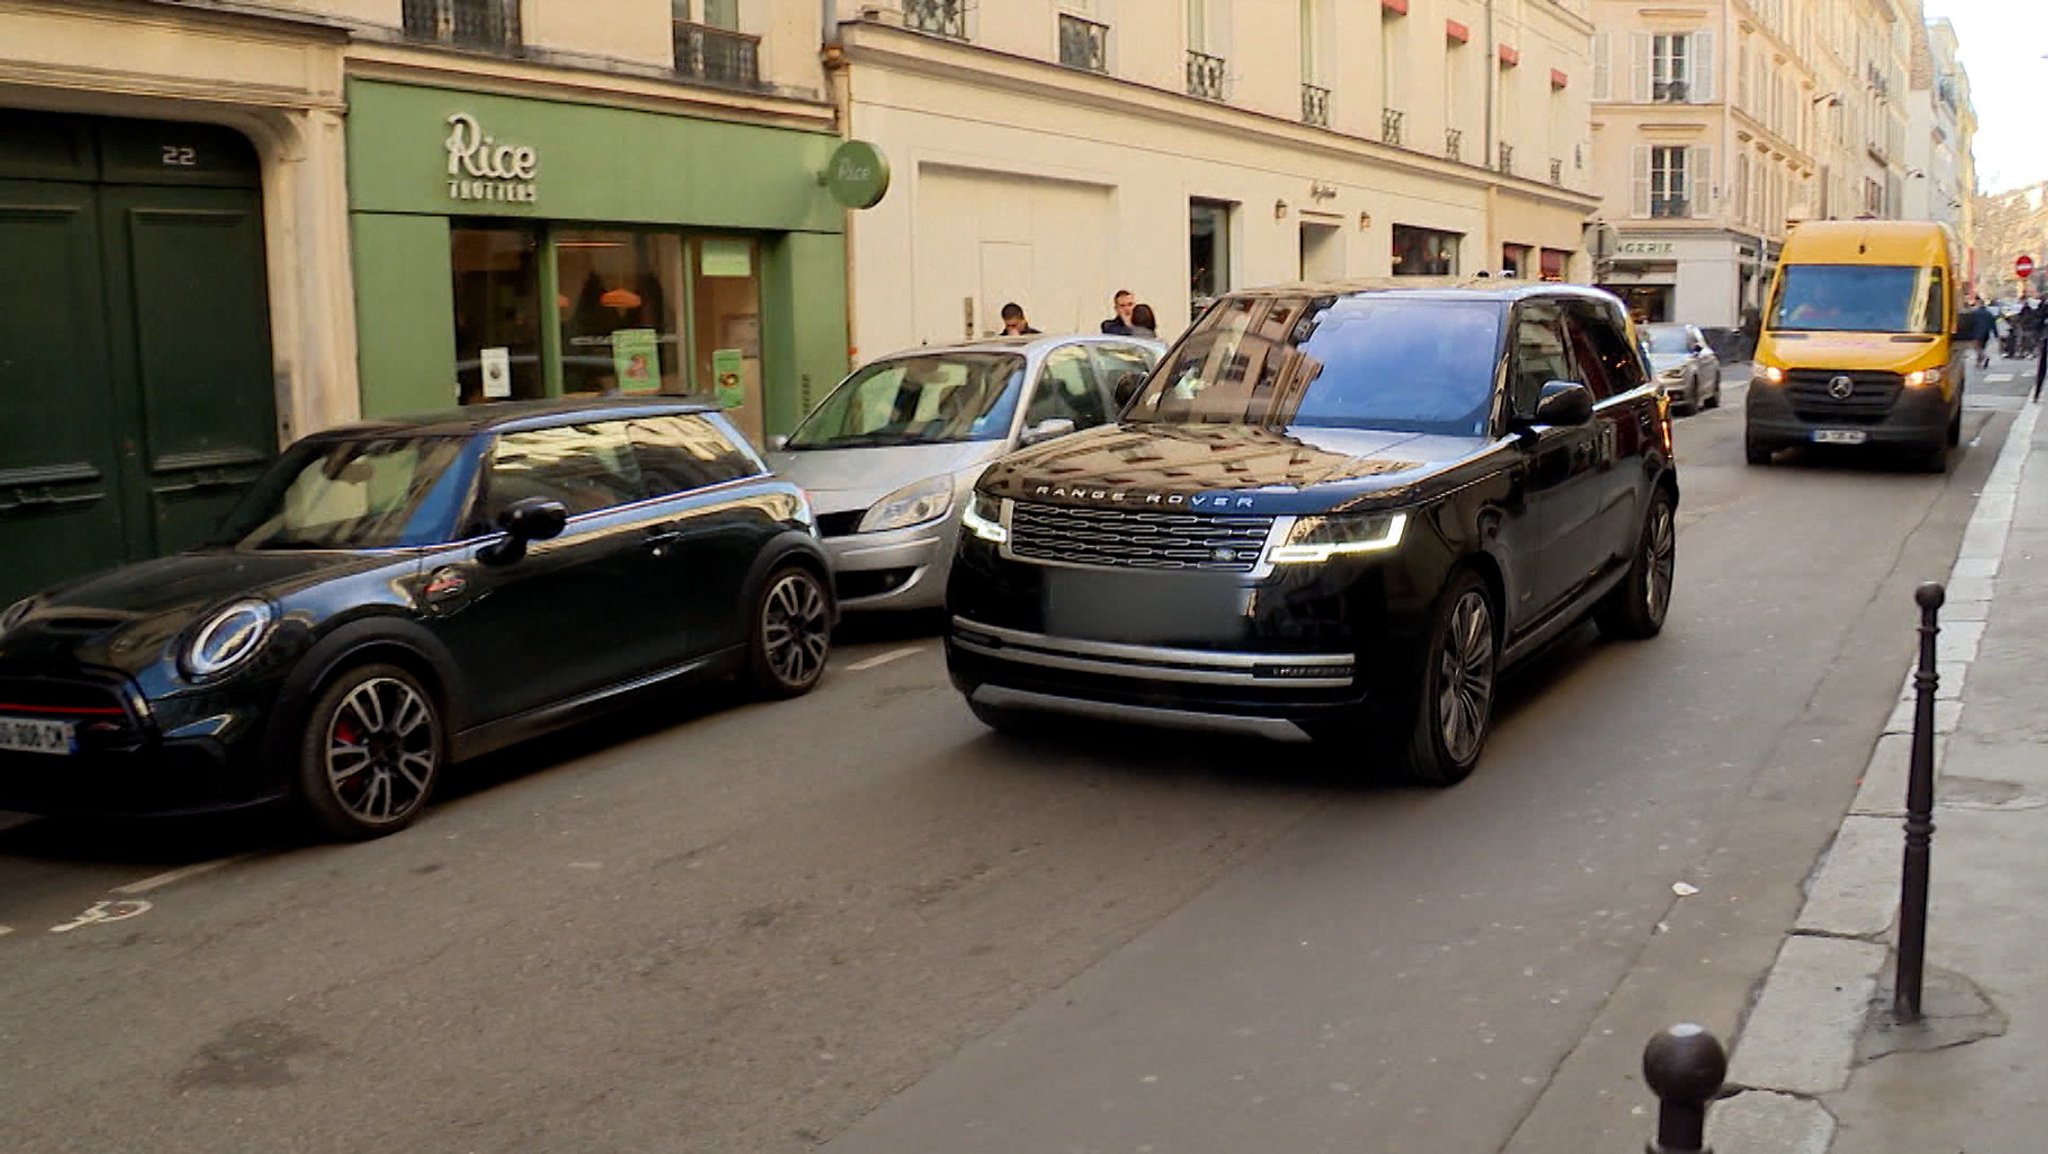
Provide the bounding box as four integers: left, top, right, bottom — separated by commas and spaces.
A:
747, 564, 831, 698
1744, 433, 1772, 466
1920, 442, 1951, 474
1596, 487, 1676, 642
1946, 407, 1962, 447
294, 662, 444, 841
1395, 569, 1497, 788
1705, 373, 1723, 409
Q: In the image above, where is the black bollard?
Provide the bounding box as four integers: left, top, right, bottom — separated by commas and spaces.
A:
1895, 580, 1944, 1022
1642, 1024, 1727, 1154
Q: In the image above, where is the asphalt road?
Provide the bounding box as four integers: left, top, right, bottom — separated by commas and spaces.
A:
0, 365, 2028, 1154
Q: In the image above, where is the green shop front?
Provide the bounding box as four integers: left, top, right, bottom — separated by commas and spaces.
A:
346, 80, 850, 446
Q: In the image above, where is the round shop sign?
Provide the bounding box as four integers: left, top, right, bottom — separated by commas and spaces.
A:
824, 140, 890, 209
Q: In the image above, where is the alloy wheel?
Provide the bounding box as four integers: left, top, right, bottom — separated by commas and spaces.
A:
762, 572, 830, 688
1436, 590, 1496, 765
1645, 500, 1676, 623
324, 677, 438, 825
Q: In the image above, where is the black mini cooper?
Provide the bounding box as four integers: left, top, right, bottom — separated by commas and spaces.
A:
0, 399, 834, 838
946, 282, 1677, 784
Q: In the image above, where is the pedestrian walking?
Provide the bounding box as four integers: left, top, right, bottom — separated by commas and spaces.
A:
999, 302, 1040, 336
1100, 290, 1136, 336
1960, 295, 1995, 371
2035, 319, 2046, 402
1128, 303, 1158, 340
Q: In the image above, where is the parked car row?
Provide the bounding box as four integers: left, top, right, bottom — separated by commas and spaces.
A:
0, 281, 1680, 837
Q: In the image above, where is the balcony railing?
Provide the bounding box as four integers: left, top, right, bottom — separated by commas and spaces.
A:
1301, 83, 1330, 127
1497, 142, 1514, 175
904, 0, 968, 39
401, 0, 519, 51
1445, 127, 1463, 162
1186, 50, 1226, 101
1381, 108, 1403, 146
1058, 13, 1108, 73
674, 21, 762, 89
1650, 195, 1690, 218
1549, 158, 1563, 186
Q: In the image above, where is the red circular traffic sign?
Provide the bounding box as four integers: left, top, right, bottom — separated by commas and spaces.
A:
2018, 255, 2036, 278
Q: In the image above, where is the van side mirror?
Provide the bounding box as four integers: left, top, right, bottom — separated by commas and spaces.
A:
1520, 381, 1595, 430
481, 497, 567, 565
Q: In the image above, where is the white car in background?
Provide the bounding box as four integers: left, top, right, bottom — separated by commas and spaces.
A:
1640, 322, 1723, 414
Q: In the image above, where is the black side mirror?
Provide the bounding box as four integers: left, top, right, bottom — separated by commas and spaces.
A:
1112, 370, 1146, 407
1523, 380, 1595, 430
481, 497, 567, 565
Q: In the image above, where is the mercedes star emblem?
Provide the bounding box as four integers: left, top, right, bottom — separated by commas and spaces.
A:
1827, 375, 1856, 400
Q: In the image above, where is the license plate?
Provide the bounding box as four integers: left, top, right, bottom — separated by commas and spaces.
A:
1812, 430, 1868, 445
0, 716, 76, 756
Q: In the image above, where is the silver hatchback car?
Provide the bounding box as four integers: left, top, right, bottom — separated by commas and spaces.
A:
769, 334, 1163, 611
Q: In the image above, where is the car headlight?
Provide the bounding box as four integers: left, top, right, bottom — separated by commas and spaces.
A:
1904, 366, 1945, 388
0, 597, 35, 637
858, 476, 955, 533
1267, 512, 1408, 564
962, 491, 1008, 545
183, 599, 274, 678
1753, 365, 1786, 385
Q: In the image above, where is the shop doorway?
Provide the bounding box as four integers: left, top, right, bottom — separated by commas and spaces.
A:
1299, 220, 1344, 281
0, 112, 276, 603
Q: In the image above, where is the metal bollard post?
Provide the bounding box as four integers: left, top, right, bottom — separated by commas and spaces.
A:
1895, 580, 1944, 1023
1642, 1023, 1727, 1154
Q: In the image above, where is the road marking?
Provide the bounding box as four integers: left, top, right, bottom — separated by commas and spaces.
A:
49, 899, 151, 933
846, 646, 925, 672
0, 925, 14, 937
111, 854, 252, 896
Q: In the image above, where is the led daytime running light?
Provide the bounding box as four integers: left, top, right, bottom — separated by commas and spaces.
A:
1268, 512, 1409, 564
962, 494, 1008, 544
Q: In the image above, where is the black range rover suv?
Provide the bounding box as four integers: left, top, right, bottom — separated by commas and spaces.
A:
945, 282, 1677, 784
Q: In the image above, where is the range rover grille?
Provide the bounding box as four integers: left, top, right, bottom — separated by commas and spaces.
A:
1006, 502, 1274, 573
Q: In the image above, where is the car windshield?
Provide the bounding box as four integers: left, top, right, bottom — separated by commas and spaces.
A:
209, 436, 476, 550
786, 353, 1026, 448
1642, 325, 1695, 354
1123, 295, 1504, 437
1767, 265, 1942, 334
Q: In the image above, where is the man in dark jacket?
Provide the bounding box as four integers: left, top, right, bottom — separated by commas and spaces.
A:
1960, 296, 1996, 370
1100, 290, 1136, 335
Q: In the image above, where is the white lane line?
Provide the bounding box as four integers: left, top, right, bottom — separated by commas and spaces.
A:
846, 646, 926, 673
111, 854, 252, 896
0, 925, 14, 937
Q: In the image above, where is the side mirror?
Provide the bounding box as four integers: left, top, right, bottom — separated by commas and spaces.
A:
480, 497, 567, 565
1019, 417, 1077, 447
1522, 381, 1595, 430
1112, 370, 1146, 407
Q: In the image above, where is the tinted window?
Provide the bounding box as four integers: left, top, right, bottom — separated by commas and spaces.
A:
1026, 346, 1110, 429
1640, 324, 1694, 354
1089, 342, 1157, 394
481, 422, 643, 521
786, 353, 1026, 448
1509, 302, 1574, 416
1123, 295, 1503, 437
1568, 301, 1650, 400
212, 436, 474, 550
629, 414, 764, 496
1767, 265, 1938, 334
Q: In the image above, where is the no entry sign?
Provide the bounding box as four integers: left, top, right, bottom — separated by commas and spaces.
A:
2018, 254, 2036, 279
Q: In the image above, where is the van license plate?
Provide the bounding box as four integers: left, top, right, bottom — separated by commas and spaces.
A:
0, 717, 75, 756
1812, 430, 1868, 445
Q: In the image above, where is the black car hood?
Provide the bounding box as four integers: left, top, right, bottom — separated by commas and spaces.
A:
978, 422, 1496, 515
1, 551, 399, 674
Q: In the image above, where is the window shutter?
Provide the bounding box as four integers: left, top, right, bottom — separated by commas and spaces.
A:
1691, 31, 1715, 102
1690, 146, 1714, 217
1631, 33, 1652, 103
1592, 32, 1611, 100
1632, 145, 1652, 218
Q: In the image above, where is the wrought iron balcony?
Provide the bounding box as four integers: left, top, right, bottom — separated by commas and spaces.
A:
1301, 83, 1330, 127
1445, 127, 1463, 162
1550, 158, 1563, 186
1186, 50, 1226, 101
904, 0, 968, 39
1497, 142, 1514, 175
401, 0, 520, 51
1058, 13, 1108, 73
1381, 107, 1403, 146
674, 21, 762, 89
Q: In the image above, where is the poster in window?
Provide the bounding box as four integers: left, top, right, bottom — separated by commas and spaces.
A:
480, 347, 512, 399
612, 328, 661, 395
712, 348, 746, 409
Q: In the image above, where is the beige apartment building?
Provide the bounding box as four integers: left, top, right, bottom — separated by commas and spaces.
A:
831, 0, 1603, 359
1587, 0, 1951, 335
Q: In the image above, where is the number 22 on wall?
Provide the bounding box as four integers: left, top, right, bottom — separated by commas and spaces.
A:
161, 145, 197, 167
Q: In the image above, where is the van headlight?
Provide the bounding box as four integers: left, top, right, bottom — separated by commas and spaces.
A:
1267, 512, 1408, 564
858, 476, 955, 533
1904, 367, 1945, 388
962, 491, 1008, 545
182, 599, 274, 678
1753, 365, 1786, 386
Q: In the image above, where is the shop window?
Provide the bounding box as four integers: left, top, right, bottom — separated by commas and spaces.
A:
1391, 224, 1460, 275
556, 230, 688, 398
690, 236, 766, 445
452, 226, 544, 405
1540, 248, 1569, 282
1190, 199, 1234, 311
1502, 242, 1532, 278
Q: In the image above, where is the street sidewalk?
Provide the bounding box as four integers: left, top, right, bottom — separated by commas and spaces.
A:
1708, 389, 2046, 1152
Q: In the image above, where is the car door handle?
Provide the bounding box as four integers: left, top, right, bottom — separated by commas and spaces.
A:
645, 529, 683, 556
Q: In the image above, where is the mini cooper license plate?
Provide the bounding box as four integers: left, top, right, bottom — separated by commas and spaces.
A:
0, 716, 76, 756
1811, 429, 1868, 445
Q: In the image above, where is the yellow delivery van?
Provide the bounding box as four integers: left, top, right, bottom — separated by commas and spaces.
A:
1745, 220, 1964, 471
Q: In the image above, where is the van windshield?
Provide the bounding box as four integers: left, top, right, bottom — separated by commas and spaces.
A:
1767, 265, 1944, 334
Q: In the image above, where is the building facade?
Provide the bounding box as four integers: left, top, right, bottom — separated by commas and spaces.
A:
1973, 182, 2048, 303
830, 0, 1602, 361
1902, 18, 1975, 285
1586, 0, 1959, 335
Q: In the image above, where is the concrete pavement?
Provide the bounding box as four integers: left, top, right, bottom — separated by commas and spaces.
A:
1714, 365, 2048, 1152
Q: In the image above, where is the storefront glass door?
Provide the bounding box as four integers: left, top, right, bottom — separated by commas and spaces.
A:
690, 235, 764, 444
556, 230, 687, 396
451, 225, 544, 404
